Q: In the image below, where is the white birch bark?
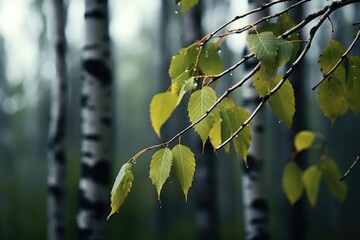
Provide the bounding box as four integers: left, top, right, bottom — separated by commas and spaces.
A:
241, 1, 270, 239
77, 0, 112, 239
47, 0, 67, 239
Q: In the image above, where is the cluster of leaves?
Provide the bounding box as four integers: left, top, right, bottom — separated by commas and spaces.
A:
317, 40, 360, 123
283, 131, 347, 207
108, 0, 360, 219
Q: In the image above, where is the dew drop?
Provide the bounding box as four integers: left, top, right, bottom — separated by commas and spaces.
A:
175, 10, 178, 14
278, 121, 281, 124
354, 77, 357, 80
235, 135, 239, 138
266, 19, 269, 22
288, 35, 292, 38
230, 72, 233, 76
205, 51, 209, 58
193, 68, 197, 72
220, 118, 223, 122
353, 65, 355, 68
217, 49, 222, 54
194, 83, 198, 87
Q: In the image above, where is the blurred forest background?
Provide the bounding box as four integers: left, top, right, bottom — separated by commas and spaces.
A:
0, 0, 360, 239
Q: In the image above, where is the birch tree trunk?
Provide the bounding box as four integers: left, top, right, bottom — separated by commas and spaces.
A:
47, 1, 67, 239
241, 1, 270, 239
77, 0, 112, 239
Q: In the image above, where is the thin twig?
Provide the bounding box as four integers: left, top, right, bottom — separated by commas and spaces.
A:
340, 153, 360, 181
312, 29, 360, 90
215, 0, 311, 40
199, 0, 291, 47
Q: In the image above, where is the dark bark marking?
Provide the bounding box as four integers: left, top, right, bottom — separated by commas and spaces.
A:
100, 116, 111, 126
84, 10, 106, 20
254, 125, 265, 133
83, 134, 101, 141
78, 191, 108, 219
251, 217, 268, 225
55, 41, 66, 57
81, 161, 109, 185
251, 198, 269, 215
82, 151, 94, 159
242, 155, 263, 174
49, 185, 63, 199
243, 97, 261, 107
81, 95, 90, 107
83, 59, 111, 86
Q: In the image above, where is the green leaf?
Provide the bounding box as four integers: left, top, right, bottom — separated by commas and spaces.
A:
172, 144, 196, 202
253, 63, 277, 97
169, 45, 199, 80
318, 40, 346, 80
218, 98, 236, 153
107, 163, 134, 219
282, 161, 304, 204
294, 131, 316, 152
275, 13, 300, 63
226, 107, 252, 163
208, 98, 235, 149
247, 31, 279, 63
302, 165, 322, 207
180, 0, 200, 13
276, 39, 293, 67
345, 56, 360, 113
150, 148, 173, 199
318, 77, 348, 124
208, 116, 222, 149
177, 77, 196, 105
319, 156, 347, 202
150, 92, 178, 138
171, 71, 191, 95
268, 75, 295, 128
188, 87, 218, 146
199, 42, 224, 75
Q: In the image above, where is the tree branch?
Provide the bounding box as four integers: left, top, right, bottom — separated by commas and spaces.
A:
340, 153, 360, 181
215, 4, 334, 151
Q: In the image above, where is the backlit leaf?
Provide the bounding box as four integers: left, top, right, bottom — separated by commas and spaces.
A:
319, 156, 347, 202
209, 98, 235, 150
227, 107, 252, 163
107, 163, 134, 219
169, 45, 199, 80
171, 71, 191, 95
302, 165, 322, 207
318, 40, 346, 80
177, 77, 196, 105
188, 87, 218, 146
345, 56, 360, 113
276, 39, 293, 67
247, 31, 279, 63
172, 144, 196, 201
253, 63, 277, 97
199, 42, 223, 75
294, 131, 316, 152
268, 75, 295, 128
150, 148, 173, 199
180, 0, 200, 13
282, 161, 304, 204
150, 92, 178, 138
318, 77, 348, 124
